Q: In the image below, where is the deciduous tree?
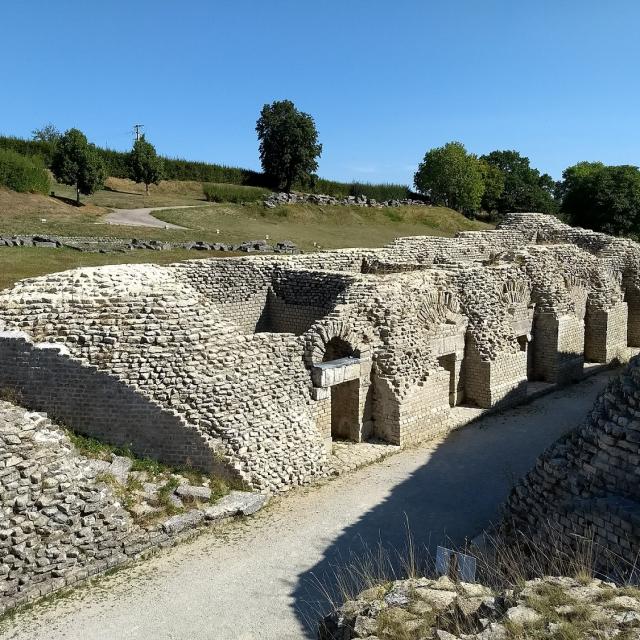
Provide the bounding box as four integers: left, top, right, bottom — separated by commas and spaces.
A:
480, 150, 557, 214
559, 162, 640, 236
31, 123, 61, 144
256, 100, 322, 192
51, 128, 106, 205
414, 141, 484, 214
128, 135, 164, 194
479, 160, 505, 214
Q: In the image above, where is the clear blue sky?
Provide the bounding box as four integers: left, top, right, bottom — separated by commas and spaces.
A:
2, 1, 639, 184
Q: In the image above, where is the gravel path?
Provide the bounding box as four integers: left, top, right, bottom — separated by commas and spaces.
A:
0, 371, 614, 640
102, 206, 193, 229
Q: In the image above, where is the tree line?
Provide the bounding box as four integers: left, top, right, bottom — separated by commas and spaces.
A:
31, 125, 164, 204
412, 141, 640, 237
24, 100, 640, 237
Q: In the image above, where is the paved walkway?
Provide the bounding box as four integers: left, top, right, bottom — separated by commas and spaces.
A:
102, 206, 193, 229
0, 370, 615, 640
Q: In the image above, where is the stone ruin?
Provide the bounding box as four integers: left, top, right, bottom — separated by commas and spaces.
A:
505, 353, 640, 575
0, 213, 639, 494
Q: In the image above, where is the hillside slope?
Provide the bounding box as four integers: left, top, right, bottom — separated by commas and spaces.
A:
0, 182, 492, 288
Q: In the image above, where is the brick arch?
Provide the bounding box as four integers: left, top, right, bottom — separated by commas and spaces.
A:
415, 289, 465, 329
501, 279, 531, 308
302, 307, 373, 367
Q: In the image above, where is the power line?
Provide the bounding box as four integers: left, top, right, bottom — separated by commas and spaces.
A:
133, 124, 144, 141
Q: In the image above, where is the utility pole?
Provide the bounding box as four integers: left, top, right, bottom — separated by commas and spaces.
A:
133, 124, 144, 141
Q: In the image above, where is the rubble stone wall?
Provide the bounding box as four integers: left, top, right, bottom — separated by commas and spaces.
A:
0, 214, 638, 493
0, 334, 219, 473
0, 400, 139, 610
505, 355, 640, 573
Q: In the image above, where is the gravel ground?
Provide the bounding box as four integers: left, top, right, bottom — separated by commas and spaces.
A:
103, 207, 192, 228
0, 370, 615, 640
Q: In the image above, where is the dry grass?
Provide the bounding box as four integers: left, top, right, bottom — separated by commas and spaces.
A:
52, 177, 208, 208
154, 202, 492, 251
0, 180, 492, 288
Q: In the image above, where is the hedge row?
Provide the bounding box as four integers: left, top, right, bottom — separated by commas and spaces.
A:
0, 149, 50, 194
203, 183, 271, 203
307, 178, 414, 201
0, 135, 414, 201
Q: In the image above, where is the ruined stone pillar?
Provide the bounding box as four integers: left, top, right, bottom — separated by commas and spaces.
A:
585, 302, 628, 363
531, 313, 584, 384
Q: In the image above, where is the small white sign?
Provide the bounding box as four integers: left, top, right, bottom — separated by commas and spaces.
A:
435, 546, 477, 582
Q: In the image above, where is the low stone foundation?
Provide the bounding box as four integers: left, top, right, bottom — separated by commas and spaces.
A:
0, 400, 267, 615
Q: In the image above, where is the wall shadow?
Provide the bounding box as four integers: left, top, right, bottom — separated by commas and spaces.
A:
291, 370, 614, 637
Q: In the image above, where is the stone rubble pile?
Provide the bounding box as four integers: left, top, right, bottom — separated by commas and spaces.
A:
319, 575, 640, 639
0, 399, 267, 613
0, 235, 299, 254
263, 191, 428, 208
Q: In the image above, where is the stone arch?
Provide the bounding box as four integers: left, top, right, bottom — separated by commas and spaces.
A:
302, 307, 373, 367
501, 279, 531, 308
415, 289, 464, 330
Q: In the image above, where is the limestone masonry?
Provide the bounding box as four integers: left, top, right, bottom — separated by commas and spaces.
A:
1, 213, 639, 493
319, 575, 640, 640
505, 353, 640, 576
0, 400, 266, 612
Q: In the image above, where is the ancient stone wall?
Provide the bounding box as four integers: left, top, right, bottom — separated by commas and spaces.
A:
0, 333, 218, 472
0, 213, 638, 494
504, 355, 640, 573
0, 400, 137, 609
0, 400, 267, 614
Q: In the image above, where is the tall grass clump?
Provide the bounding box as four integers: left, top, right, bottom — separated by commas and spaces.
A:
309, 519, 640, 629
305, 178, 415, 201
203, 182, 271, 203
0, 149, 50, 194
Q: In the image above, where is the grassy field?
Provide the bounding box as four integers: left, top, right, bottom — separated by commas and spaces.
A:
0, 247, 221, 291
153, 202, 492, 250
50, 177, 209, 209
0, 180, 493, 289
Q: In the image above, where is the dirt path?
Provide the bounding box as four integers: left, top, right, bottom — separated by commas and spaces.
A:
102, 206, 194, 229
0, 371, 615, 640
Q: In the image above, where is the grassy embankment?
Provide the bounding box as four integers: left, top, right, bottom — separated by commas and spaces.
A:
0, 178, 492, 290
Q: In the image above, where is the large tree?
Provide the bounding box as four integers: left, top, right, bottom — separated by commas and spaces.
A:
51, 128, 106, 205
479, 160, 505, 214
128, 134, 164, 194
414, 141, 484, 214
31, 122, 61, 144
559, 162, 640, 236
480, 150, 557, 214
256, 100, 322, 192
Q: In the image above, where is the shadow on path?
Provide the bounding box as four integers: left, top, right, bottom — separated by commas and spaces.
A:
292, 373, 612, 637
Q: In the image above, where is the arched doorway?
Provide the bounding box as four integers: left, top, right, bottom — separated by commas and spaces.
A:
322, 337, 361, 441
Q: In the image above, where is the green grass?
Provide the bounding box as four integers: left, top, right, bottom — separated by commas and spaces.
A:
203, 182, 270, 203
153, 202, 492, 251
65, 429, 247, 519
0, 247, 225, 291
0, 180, 492, 289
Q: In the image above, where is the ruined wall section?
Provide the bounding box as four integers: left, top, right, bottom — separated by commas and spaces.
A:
0, 265, 329, 491
0, 333, 218, 472
172, 258, 274, 333
504, 355, 640, 571
0, 401, 138, 607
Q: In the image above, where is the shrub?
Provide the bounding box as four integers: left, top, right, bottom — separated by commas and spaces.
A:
203, 182, 270, 203
0, 134, 418, 201
305, 178, 413, 201
0, 149, 50, 194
